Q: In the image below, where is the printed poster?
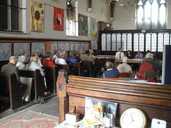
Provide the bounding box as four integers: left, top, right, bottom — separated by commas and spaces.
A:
30, 0, 44, 32
78, 14, 88, 36
54, 7, 64, 31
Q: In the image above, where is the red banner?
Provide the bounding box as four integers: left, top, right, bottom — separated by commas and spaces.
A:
53, 7, 64, 31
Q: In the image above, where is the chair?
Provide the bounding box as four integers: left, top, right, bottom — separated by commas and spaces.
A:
9, 73, 25, 109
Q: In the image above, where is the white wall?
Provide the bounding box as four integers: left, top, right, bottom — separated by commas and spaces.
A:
112, 5, 136, 30
0, 0, 110, 40
112, 2, 171, 30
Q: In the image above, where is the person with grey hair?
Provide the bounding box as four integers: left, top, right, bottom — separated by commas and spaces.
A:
102, 61, 119, 78
1, 56, 19, 80
16, 55, 26, 70
117, 57, 132, 74
1, 56, 19, 97
23, 53, 47, 102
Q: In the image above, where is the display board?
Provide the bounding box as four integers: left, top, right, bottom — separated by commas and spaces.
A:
32, 42, 45, 55
0, 43, 11, 61
14, 43, 30, 56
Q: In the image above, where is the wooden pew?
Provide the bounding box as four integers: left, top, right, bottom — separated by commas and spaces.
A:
65, 75, 171, 127
44, 67, 56, 95
8, 74, 25, 109
18, 70, 45, 102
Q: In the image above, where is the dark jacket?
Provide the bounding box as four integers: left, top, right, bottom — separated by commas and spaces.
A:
1, 63, 19, 80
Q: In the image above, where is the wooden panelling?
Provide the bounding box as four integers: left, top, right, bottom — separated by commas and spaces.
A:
66, 75, 171, 127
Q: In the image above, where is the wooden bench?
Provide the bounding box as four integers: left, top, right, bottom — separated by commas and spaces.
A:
63, 75, 171, 127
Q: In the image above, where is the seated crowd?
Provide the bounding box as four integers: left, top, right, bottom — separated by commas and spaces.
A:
0, 49, 162, 107
102, 49, 162, 82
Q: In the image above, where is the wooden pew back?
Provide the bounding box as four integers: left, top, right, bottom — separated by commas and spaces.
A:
66, 76, 171, 127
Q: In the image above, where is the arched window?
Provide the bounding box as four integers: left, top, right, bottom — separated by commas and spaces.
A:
136, 0, 167, 29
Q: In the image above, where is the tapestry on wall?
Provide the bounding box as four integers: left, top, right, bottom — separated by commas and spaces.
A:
30, 0, 44, 32
54, 7, 64, 31
14, 43, 30, 56
78, 14, 88, 36
88, 17, 97, 38
0, 43, 11, 61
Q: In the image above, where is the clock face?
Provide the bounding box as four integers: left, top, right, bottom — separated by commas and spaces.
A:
120, 108, 146, 128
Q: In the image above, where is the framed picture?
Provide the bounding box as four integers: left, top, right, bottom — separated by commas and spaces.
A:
78, 14, 88, 36
14, 43, 30, 56
0, 43, 11, 61
30, 0, 44, 32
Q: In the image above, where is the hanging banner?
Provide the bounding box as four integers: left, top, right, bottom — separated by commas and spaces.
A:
54, 7, 64, 31
30, 0, 44, 32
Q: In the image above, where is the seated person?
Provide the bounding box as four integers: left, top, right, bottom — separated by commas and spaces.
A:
126, 50, 133, 59
135, 51, 144, 59
1, 56, 18, 80
137, 56, 156, 82
42, 52, 55, 68
1, 56, 19, 97
66, 51, 80, 65
145, 50, 153, 60
29, 54, 44, 76
80, 50, 95, 64
117, 57, 132, 77
102, 61, 119, 78
24, 53, 47, 102
16, 55, 26, 70
54, 51, 67, 66
115, 48, 125, 61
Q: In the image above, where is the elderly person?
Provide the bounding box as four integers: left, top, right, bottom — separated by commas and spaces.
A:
102, 61, 119, 78
29, 53, 44, 76
1, 56, 18, 79
23, 53, 47, 102
54, 51, 67, 65
137, 55, 156, 82
115, 48, 125, 61
16, 55, 26, 70
117, 57, 132, 75
1, 56, 19, 96
145, 50, 154, 60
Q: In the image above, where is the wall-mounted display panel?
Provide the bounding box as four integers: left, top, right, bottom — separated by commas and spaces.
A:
32, 42, 45, 55
0, 43, 11, 61
14, 43, 30, 56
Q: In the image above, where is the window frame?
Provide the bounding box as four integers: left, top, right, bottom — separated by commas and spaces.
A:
0, 0, 27, 33
136, 0, 167, 30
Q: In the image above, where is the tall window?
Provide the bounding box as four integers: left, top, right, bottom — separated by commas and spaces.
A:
0, 0, 27, 32
66, 0, 78, 36
136, 0, 167, 29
